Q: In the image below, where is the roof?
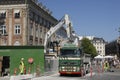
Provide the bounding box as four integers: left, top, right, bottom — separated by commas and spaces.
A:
92, 37, 106, 43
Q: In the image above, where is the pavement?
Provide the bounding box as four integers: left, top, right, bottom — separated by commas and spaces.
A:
0, 70, 57, 80
1, 67, 120, 80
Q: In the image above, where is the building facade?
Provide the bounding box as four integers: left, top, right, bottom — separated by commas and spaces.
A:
92, 37, 106, 56
105, 37, 120, 59
79, 36, 106, 56
0, 0, 58, 46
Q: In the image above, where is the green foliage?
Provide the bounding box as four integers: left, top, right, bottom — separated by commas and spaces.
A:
81, 38, 97, 57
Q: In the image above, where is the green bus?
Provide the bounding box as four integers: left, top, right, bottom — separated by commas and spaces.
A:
59, 43, 85, 76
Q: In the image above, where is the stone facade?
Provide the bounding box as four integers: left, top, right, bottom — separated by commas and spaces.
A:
0, 0, 58, 46
92, 37, 106, 56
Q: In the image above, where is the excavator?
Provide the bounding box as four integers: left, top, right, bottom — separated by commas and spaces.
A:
44, 14, 79, 57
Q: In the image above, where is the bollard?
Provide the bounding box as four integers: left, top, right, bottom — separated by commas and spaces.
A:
90, 67, 92, 77
24, 66, 26, 74
14, 68, 17, 75
28, 67, 31, 74
97, 65, 101, 75
81, 68, 84, 77
102, 64, 104, 72
36, 65, 40, 77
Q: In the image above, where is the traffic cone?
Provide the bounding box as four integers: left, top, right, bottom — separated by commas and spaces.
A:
24, 66, 26, 74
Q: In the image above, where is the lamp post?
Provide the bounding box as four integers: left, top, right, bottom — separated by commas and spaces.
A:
117, 27, 120, 59
118, 27, 120, 38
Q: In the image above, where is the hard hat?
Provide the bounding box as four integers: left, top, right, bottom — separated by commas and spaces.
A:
21, 58, 24, 60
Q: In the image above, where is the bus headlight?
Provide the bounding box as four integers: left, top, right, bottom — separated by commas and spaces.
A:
76, 67, 80, 71
72, 67, 76, 72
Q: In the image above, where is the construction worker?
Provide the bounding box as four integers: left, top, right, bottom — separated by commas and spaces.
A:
19, 58, 25, 75
104, 60, 109, 71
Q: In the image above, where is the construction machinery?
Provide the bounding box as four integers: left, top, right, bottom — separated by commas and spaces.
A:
44, 14, 77, 56
44, 14, 90, 76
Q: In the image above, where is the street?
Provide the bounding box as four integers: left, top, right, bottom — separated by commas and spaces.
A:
32, 68, 120, 80
0, 67, 120, 80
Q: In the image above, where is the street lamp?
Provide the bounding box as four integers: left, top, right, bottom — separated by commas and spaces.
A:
117, 27, 120, 59
118, 27, 120, 37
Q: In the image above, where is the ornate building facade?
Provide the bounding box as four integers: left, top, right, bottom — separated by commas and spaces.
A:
92, 37, 106, 56
0, 0, 58, 46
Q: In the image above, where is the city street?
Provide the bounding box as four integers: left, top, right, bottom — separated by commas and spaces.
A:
1, 0, 120, 80
0, 67, 120, 80
32, 68, 120, 80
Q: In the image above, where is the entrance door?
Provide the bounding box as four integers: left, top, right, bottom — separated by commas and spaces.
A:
2, 56, 10, 76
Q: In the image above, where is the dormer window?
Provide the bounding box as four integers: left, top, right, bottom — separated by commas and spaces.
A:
14, 10, 20, 18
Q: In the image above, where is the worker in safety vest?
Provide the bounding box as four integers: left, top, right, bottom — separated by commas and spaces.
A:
19, 58, 25, 75
104, 60, 109, 71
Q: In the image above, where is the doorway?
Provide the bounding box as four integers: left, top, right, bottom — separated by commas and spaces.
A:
1, 56, 10, 76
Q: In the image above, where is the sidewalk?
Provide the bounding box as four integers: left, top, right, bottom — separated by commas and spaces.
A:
0, 70, 57, 80
0, 76, 10, 80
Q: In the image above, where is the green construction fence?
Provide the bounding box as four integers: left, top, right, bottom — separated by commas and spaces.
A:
0, 46, 44, 75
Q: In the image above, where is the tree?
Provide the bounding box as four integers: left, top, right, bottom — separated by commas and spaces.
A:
81, 38, 97, 57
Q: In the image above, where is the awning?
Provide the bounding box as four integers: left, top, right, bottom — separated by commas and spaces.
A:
94, 55, 104, 59
14, 10, 20, 13
104, 55, 114, 59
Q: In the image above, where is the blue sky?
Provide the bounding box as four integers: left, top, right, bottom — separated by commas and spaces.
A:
38, 0, 120, 41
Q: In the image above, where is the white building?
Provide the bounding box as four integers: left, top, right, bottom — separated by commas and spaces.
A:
79, 36, 106, 56
92, 37, 106, 56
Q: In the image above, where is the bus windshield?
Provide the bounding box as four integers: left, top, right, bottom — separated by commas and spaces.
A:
60, 49, 81, 57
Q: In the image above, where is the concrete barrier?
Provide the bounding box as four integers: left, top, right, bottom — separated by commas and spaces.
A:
10, 74, 33, 80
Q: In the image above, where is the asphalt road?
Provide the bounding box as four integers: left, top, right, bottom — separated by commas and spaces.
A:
88, 68, 120, 80
32, 68, 120, 80
1, 67, 120, 80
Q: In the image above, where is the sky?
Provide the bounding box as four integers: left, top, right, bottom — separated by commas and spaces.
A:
38, 0, 120, 42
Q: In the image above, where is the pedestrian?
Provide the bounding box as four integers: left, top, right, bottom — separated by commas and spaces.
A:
104, 60, 109, 71
113, 59, 117, 68
19, 58, 25, 75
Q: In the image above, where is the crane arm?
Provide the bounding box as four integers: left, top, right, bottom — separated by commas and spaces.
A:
44, 14, 71, 54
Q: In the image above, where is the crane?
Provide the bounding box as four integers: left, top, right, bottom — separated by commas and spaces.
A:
44, 14, 76, 54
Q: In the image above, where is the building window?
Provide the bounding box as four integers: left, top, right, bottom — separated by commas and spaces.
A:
0, 25, 7, 35
36, 27, 38, 37
40, 27, 42, 32
14, 10, 20, 18
35, 15, 38, 22
14, 25, 21, 35
29, 12, 33, 19
30, 23, 33, 35
0, 12, 6, 19
39, 17, 42, 25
